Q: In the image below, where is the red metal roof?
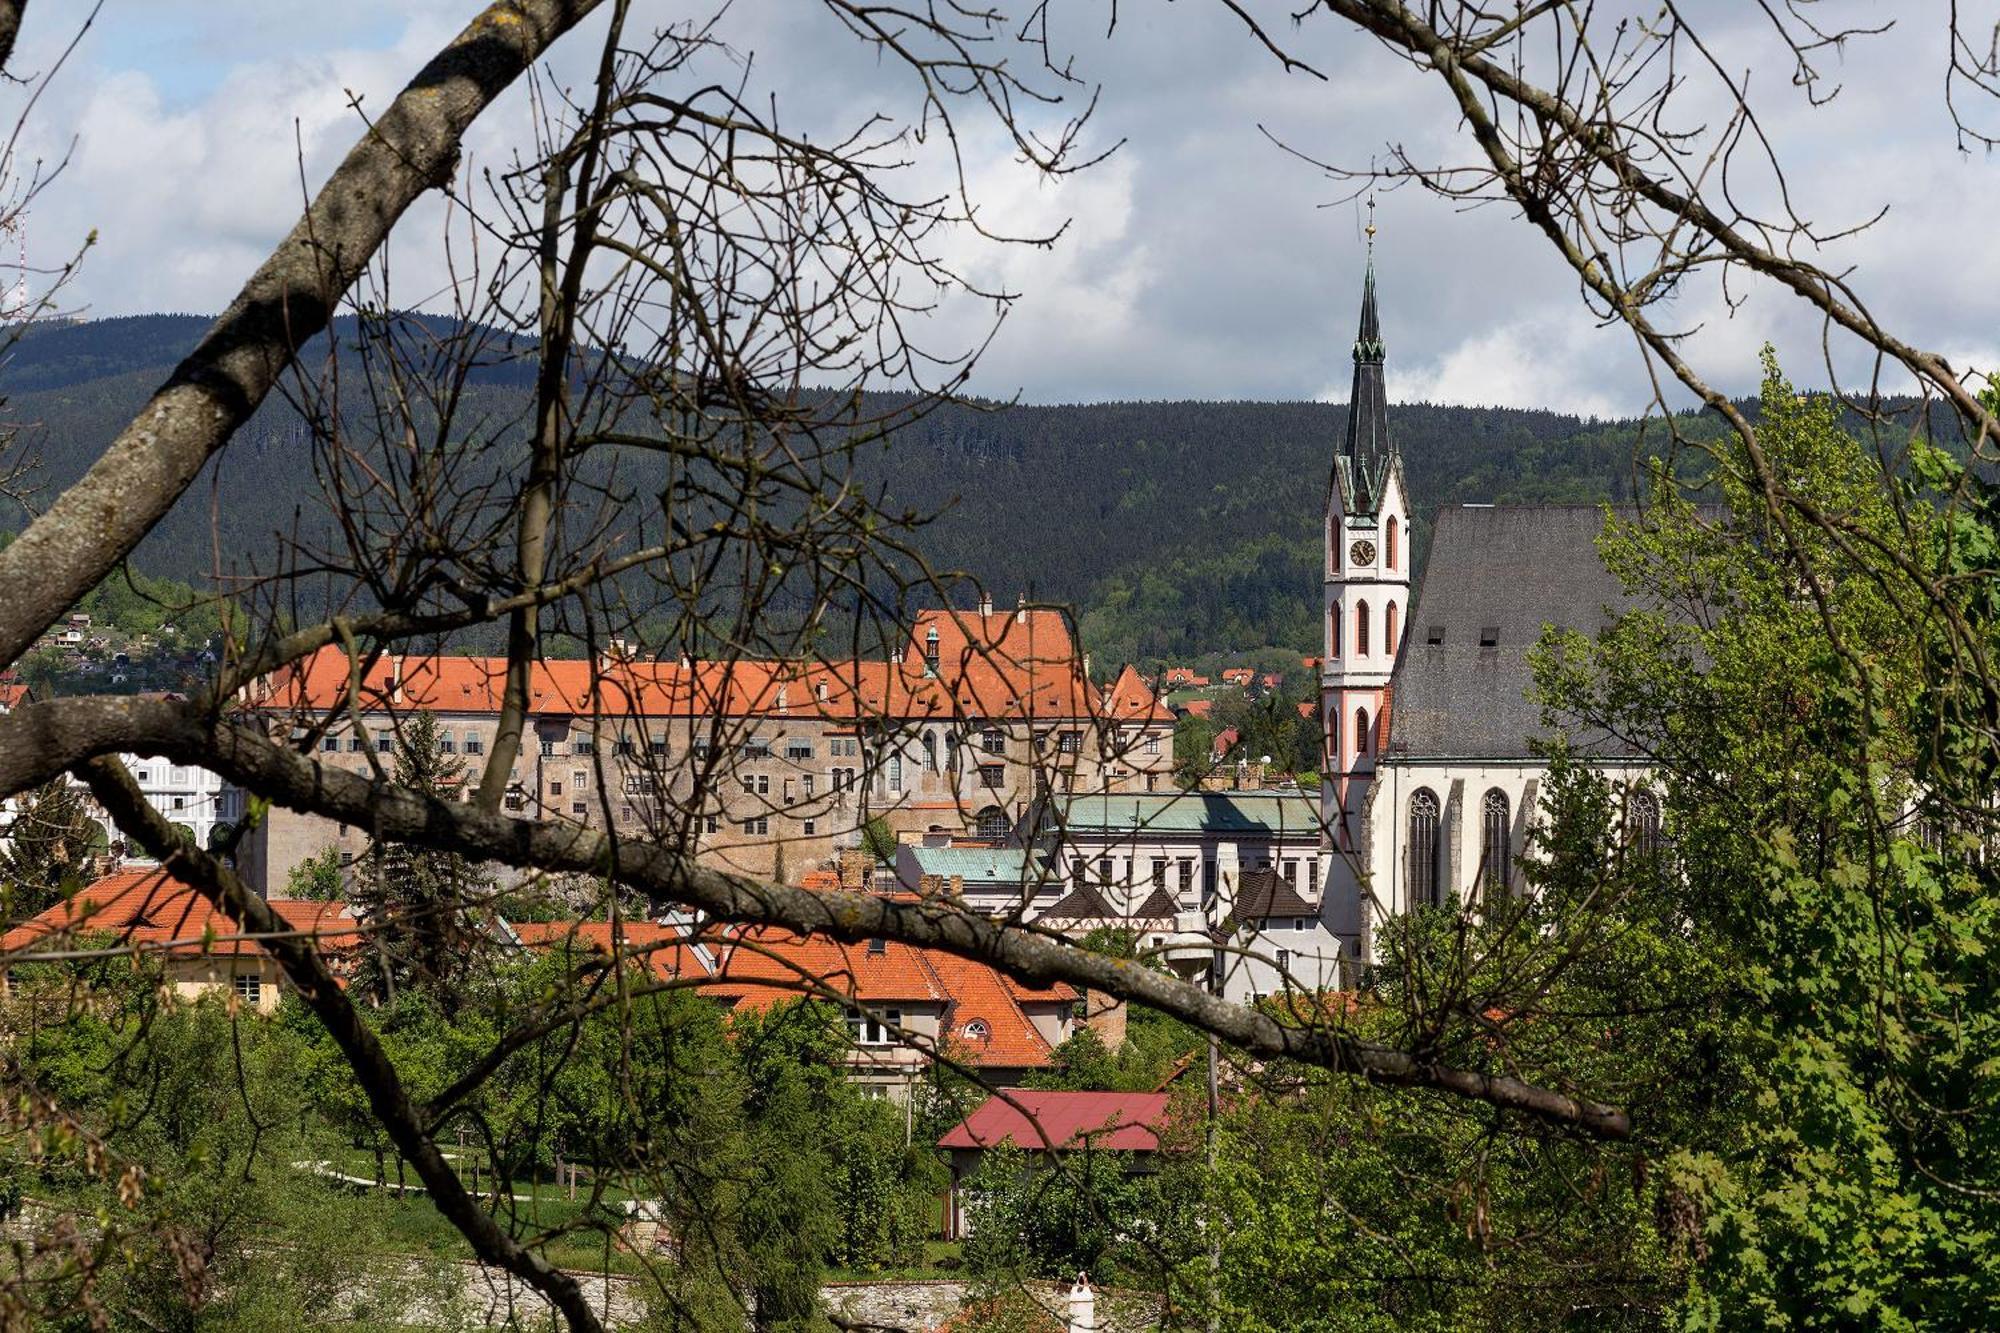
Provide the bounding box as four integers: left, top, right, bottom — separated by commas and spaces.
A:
938, 1089, 1172, 1152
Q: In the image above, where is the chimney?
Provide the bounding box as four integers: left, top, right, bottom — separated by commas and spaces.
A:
978, 591, 993, 617
837, 847, 871, 892
1082, 990, 1127, 1050
390, 655, 404, 705
815, 680, 829, 704
1016, 593, 1027, 625
776, 685, 788, 712
923, 625, 940, 678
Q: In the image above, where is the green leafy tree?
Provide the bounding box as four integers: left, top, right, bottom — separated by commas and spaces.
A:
282, 844, 344, 900
1529, 350, 2000, 1326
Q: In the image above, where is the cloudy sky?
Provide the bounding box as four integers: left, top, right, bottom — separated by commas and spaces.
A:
3, 1, 1994, 416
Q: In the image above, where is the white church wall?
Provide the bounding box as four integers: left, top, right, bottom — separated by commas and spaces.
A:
1357, 757, 1652, 956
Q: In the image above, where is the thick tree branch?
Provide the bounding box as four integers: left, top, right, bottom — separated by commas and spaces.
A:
0, 0, 604, 670
74, 754, 608, 1333
0, 1, 25, 75
4, 696, 1631, 1139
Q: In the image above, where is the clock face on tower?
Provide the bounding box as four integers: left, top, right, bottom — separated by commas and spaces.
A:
1349, 539, 1377, 567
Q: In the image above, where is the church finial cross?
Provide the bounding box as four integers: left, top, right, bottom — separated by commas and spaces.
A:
1365, 197, 1377, 249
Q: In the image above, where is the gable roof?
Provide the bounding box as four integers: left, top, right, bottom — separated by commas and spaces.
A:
0, 867, 362, 959
1040, 883, 1119, 920
1230, 867, 1317, 920
1132, 887, 1180, 920
926, 951, 1057, 1068
938, 1089, 1172, 1152
1386, 504, 1658, 760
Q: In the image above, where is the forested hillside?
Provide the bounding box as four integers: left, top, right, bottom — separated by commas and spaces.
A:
0, 315, 1717, 667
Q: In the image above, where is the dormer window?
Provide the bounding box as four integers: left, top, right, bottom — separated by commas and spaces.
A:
1426, 625, 1445, 646
1479, 626, 1500, 648
962, 1019, 990, 1041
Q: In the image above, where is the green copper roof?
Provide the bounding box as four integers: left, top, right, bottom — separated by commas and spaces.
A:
903, 845, 1037, 883
1049, 790, 1319, 837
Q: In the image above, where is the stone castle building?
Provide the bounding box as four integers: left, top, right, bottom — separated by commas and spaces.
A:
240, 602, 1175, 895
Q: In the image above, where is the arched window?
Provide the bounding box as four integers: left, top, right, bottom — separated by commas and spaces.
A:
1408, 788, 1440, 907
1354, 707, 1370, 758
1328, 604, 1340, 658
945, 733, 960, 771
1356, 600, 1371, 656
1326, 706, 1339, 766
1386, 515, 1399, 569
1628, 788, 1662, 858
1385, 601, 1399, 654
975, 806, 1010, 840
1480, 789, 1511, 893
963, 1019, 990, 1041
921, 730, 937, 772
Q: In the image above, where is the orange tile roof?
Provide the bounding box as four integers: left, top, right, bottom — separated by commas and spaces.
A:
0, 681, 29, 710
797, 870, 843, 892
704, 927, 1066, 1069
256, 606, 1156, 728
1102, 663, 1173, 723
927, 950, 1056, 1068
509, 919, 714, 981
707, 925, 949, 1008
0, 867, 362, 960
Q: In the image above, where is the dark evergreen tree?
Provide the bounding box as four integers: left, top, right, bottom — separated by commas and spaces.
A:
349, 711, 493, 1009
0, 777, 102, 919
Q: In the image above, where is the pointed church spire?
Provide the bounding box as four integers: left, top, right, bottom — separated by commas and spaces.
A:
1341, 203, 1390, 508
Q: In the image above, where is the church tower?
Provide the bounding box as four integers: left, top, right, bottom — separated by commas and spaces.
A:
1321, 221, 1410, 945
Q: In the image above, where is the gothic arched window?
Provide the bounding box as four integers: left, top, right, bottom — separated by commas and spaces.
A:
1328, 604, 1340, 658
1480, 789, 1511, 893
1409, 788, 1440, 907
1357, 601, 1371, 656
1354, 707, 1370, 758
1628, 788, 1662, 858
1385, 601, 1399, 654
1386, 515, 1399, 569
921, 730, 937, 772
1326, 707, 1339, 766
975, 806, 1010, 840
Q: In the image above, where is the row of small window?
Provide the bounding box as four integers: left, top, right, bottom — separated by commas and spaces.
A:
1404, 787, 1662, 906
1075, 855, 1321, 900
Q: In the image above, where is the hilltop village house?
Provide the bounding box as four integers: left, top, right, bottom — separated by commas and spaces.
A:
239, 601, 1174, 896
1317, 252, 1665, 958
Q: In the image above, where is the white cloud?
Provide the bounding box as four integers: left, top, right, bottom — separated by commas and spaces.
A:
0, 1, 1990, 413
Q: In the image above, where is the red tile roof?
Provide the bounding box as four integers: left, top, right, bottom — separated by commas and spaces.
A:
1181, 699, 1214, 719
0, 681, 29, 710
0, 867, 362, 959
938, 1089, 1172, 1152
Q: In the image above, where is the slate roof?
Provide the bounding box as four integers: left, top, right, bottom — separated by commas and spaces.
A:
1042, 883, 1118, 920
1230, 868, 1317, 920
1132, 887, 1181, 920
1386, 504, 1658, 761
